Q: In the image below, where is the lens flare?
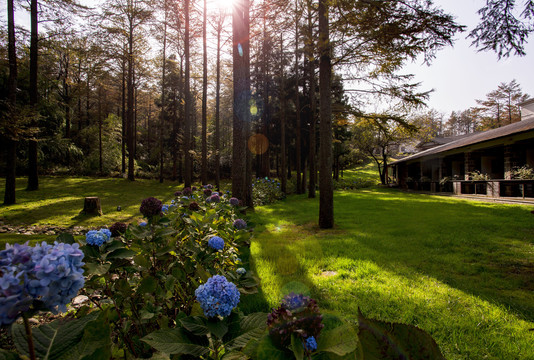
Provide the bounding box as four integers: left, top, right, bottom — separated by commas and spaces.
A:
248, 133, 269, 155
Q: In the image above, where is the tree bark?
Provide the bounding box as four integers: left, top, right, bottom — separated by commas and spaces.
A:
232, 0, 250, 203
215, 18, 222, 190
318, 0, 333, 228
307, 0, 316, 198
121, 52, 126, 174
27, 0, 39, 191
127, 14, 135, 181
98, 85, 103, 174
295, 0, 302, 194
279, 34, 287, 194
160, 1, 168, 184
201, 0, 208, 185
4, 0, 17, 204
184, 0, 192, 187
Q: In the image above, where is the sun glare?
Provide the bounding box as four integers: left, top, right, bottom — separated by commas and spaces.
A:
212, 0, 234, 10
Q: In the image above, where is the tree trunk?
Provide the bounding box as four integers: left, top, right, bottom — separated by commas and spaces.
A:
98, 85, 103, 174
184, 0, 192, 187
295, 0, 302, 194
244, 0, 253, 208
232, 0, 250, 203
307, 0, 316, 198
27, 0, 39, 191
279, 34, 287, 194
4, 0, 17, 204
160, 2, 168, 184
127, 21, 135, 181
201, 0, 208, 185
121, 53, 126, 174
82, 197, 102, 216
318, 0, 333, 228
215, 19, 222, 190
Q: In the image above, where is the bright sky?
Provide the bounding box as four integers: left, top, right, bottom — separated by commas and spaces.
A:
403, 0, 534, 116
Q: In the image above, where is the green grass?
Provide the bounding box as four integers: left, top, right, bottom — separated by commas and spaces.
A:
245, 175, 534, 359
0, 176, 182, 228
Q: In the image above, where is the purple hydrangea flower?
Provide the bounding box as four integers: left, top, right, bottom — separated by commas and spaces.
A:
109, 222, 127, 237
282, 292, 310, 310
182, 187, 192, 196
189, 201, 200, 211
208, 236, 225, 251
195, 275, 240, 318
229, 197, 239, 206
233, 219, 247, 230
209, 194, 220, 203
204, 189, 212, 196
140, 197, 163, 217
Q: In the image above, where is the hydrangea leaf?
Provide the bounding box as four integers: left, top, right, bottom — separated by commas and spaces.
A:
105, 248, 136, 260
137, 276, 158, 294
179, 316, 210, 336
12, 312, 99, 360
0, 349, 21, 360
60, 311, 112, 360
357, 309, 446, 360
55, 233, 75, 244
84, 263, 110, 277
206, 318, 229, 339
221, 351, 248, 360
142, 328, 209, 357
290, 334, 304, 360
316, 323, 358, 356
253, 334, 290, 360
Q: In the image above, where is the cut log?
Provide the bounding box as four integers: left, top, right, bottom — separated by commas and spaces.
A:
81, 197, 103, 216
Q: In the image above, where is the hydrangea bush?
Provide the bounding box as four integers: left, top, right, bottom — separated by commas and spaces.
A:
252, 177, 285, 206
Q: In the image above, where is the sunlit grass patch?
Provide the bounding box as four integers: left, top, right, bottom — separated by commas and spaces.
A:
245, 172, 534, 359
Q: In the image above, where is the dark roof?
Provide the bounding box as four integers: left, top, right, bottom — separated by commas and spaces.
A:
416, 133, 474, 149
392, 117, 534, 165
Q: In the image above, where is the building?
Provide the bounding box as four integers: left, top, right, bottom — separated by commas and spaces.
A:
390, 101, 534, 199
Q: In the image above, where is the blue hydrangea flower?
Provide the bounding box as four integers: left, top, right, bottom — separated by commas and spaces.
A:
139, 222, 147, 227
236, 268, 246, 275
85, 229, 111, 246
208, 236, 225, 251
195, 275, 240, 318
304, 336, 317, 352
162, 204, 169, 213
0, 241, 85, 323
233, 219, 247, 230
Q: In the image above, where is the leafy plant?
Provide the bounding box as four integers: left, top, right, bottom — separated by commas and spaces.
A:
469, 170, 490, 181
511, 165, 534, 180
252, 177, 285, 206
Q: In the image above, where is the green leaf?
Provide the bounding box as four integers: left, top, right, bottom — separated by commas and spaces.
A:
317, 323, 357, 356
180, 316, 210, 336
84, 263, 110, 277
291, 334, 304, 360
221, 351, 248, 360
12, 312, 100, 360
102, 240, 126, 252
106, 248, 136, 260
61, 311, 112, 360
206, 318, 229, 339
138, 276, 158, 294
225, 313, 268, 352
0, 349, 21, 360
142, 328, 210, 357
56, 233, 75, 244
357, 308, 446, 360
253, 334, 291, 360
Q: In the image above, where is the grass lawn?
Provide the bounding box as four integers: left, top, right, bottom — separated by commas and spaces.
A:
245, 182, 534, 359
0, 176, 183, 228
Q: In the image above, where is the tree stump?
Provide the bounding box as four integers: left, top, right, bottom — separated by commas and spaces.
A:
81, 197, 103, 216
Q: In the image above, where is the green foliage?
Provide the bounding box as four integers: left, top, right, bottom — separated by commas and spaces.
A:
252, 177, 285, 206
357, 309, 445, 360
511, 165, 534, 180
468, 170, 490, 181
333, 178, 375, 190
11, 311, 111, 360
82, 187, 255, 357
